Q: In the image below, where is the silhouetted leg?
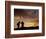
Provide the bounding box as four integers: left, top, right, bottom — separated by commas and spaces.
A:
18, 24, 19, 29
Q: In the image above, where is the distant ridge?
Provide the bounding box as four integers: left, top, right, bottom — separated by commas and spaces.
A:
14, 26, 39, 30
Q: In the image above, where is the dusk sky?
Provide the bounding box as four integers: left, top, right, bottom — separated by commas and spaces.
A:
14, 9, 39, 19
14, 9, 39, 28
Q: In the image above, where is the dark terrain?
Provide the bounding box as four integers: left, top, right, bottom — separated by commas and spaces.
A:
14, 26, 39, 30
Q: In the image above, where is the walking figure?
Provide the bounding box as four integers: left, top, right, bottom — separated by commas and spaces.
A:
17, 21, 20, 29
21, 21, 24, 28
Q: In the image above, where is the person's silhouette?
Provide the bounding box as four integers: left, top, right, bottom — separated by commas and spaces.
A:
21, 21, 24, 28
17, 21, 20, 29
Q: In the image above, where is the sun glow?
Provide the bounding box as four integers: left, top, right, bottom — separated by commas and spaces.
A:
14, 16, 38, 28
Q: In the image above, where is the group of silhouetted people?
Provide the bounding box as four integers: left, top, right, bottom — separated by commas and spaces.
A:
17, 21, 24, 28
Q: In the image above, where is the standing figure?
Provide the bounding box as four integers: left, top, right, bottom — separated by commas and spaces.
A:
21, 21, 24, 28
17, 21, 20, 29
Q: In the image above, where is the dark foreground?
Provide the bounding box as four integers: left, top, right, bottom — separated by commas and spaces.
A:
14, 26, 39, 30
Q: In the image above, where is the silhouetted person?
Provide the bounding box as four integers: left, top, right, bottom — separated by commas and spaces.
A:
17, 21, 20, 29
21, 21, 24, 28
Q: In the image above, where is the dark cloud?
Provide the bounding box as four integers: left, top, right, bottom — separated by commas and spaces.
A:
14, 9, 39, 19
